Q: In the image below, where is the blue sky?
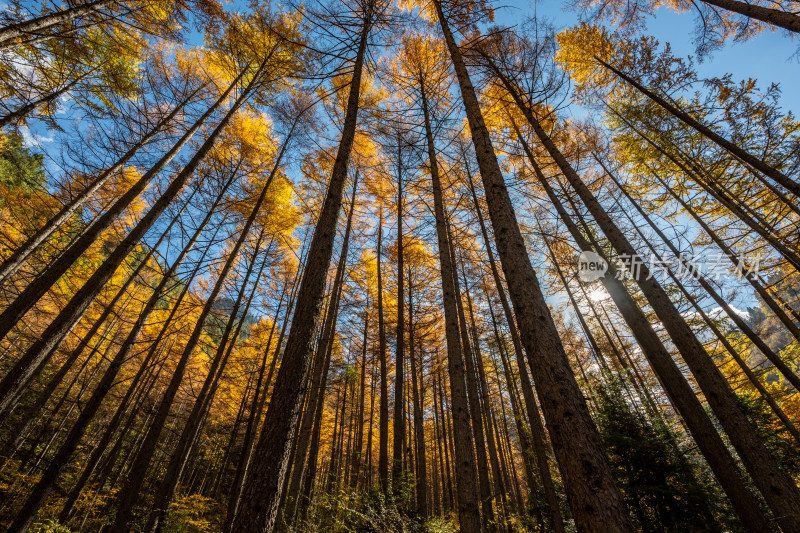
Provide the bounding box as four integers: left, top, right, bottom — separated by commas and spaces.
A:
494, 0, 800, 114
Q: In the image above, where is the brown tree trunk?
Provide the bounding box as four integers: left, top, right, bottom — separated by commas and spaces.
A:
392, 152, 406, 491
435, 15, 632, 528
420, 79, 482, 533
514, 118, 772, 531
110, 141, 285, 531
231, 10, 372, 530
408, 273, 429, 518
349, 304, 369, 488
598, 57, 800, 196
450, 227, 496, 532
0, 0, 117, 48
283, 176, 357, 522
465, 165, 565, 533
519, 106, 800, 530
377, 205, 390, 491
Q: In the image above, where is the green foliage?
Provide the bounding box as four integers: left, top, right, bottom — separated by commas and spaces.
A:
0, 134, 46, 195
294, 482, 426, 533
736, 393, 800, 479
595, 377, 734, 531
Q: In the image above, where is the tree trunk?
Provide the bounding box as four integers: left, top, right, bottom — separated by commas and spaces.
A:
3, 131, 238, 533
514, 117, 772, 531
283, 176, 357, 522
350, 304, 369, 488
465, 165, 565, 533
420, 79, 482, 533
376, 204, 390, 491
145, 234, 271, 533
598, 57, 800, 196
231, 10, 372, 530
0, 0, 117, 48
449, 224, 496, 532
434, 10, 632, 529
392, 151, 406, 491
408, 274, 429, 518
520, 104, 800, 530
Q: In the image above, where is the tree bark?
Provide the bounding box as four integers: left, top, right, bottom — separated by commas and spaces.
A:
433, 5, 633, 529
0, 0, 117, 48
520, 105, 800, 531
597, 57, 800, 197
231, 10, 372, 530
420, 78, 482, 533
392, 149, 406, 491
377, 204, 390, 491
514, 118, 771, 531
465, 163, 565, 533
408, 273, 429, 518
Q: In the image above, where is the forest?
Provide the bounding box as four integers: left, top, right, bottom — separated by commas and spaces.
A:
0, 0, 799, 531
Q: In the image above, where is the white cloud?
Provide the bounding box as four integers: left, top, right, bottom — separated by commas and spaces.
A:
19, 125, 53, 148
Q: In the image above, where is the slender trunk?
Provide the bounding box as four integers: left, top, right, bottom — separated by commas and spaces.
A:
377, 205, 390, 490
0, 73, 86, 128
231, 11, 372, 530
0, 0, 117, 47
284, 177, 358, 521
515, 119, 771, 531
420, 79, 481, 533
519, 104, 800, 529
598, 57, 800, 196
450, 226, 496, 531
145, 235, 271, 533
297, 328, 336, 518
465, 165, 565, 533
350, 305, 369, 487
463, 267, 509, 527
365, 351, 376, 488
435, 6, 633, 530
432, 373, 448, 513
408, 272, 428, 518
392, 152, 406, 490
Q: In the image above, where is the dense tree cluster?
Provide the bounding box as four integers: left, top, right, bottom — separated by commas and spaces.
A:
0, 0, 798, 531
